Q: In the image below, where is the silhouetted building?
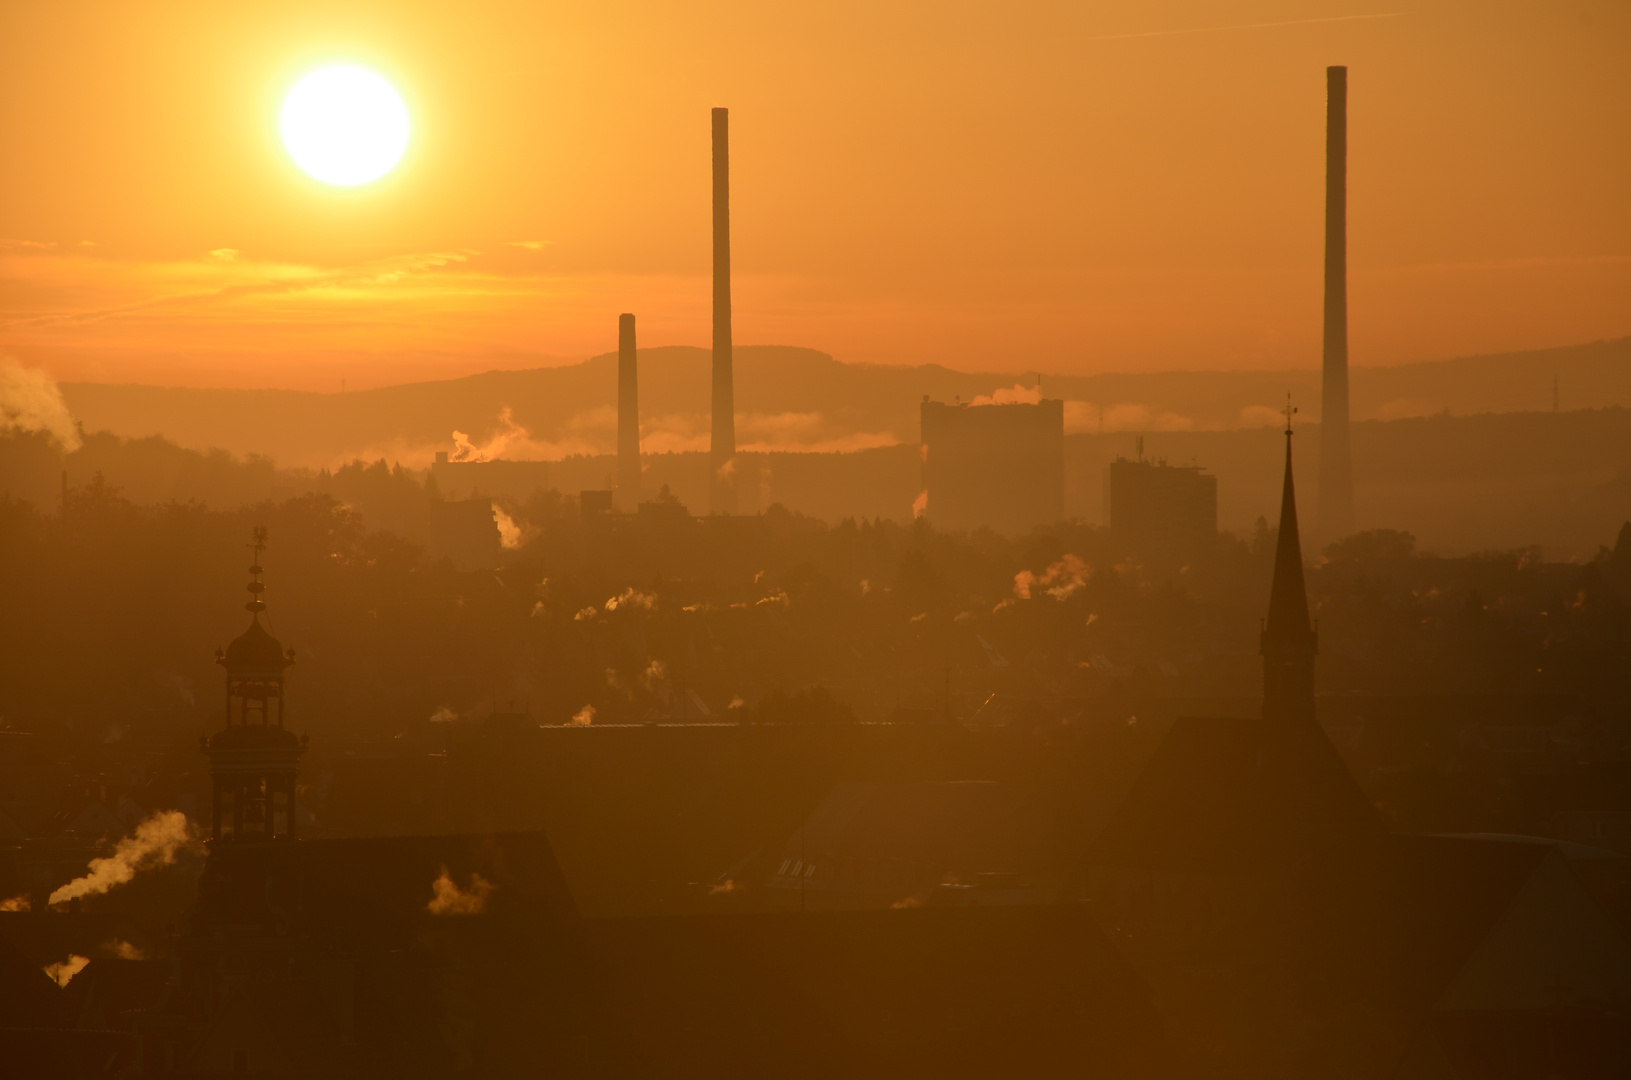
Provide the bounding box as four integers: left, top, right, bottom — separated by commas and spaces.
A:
1106, 453, 1217, 559
1262, 423, 1318, 728
753, 781, 1057, 910
149, 831, 587, 1075
617, 312, 641, 512
1552, 810, 1631, 855
1319, 65, 1355, 537
205, 533, 304, 842
1086, 425, 1631, 1079
710, 107, 737, 515
919, 397, 1064, 533
584, 905, 1173, 1079
0, 910, 163, 1074
429, 454, 551, 500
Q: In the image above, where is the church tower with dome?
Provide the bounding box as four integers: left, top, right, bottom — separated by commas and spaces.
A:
204, 527, 305, 842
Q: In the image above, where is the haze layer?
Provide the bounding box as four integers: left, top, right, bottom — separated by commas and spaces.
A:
2, 0, 1628, 389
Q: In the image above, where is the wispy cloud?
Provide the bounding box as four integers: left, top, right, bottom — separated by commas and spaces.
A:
1081, 12, 1406, 43
1, 248, 475, 331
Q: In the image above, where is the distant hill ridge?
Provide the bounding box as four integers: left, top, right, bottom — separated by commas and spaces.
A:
58, 337, 1631, 469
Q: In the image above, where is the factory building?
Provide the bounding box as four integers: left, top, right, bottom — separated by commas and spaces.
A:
429, 454, 551, 501
918, 397, 1064, 534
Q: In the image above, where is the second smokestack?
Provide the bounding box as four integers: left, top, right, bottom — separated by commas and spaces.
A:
1317, 65, 1355, 538
710, 107, 737, 515
617, 313, 639, 511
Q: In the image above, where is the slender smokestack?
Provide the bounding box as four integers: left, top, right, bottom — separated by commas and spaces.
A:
617, 313, 640, 511
710, 106, 737, 515
1318, 65, 1355, 539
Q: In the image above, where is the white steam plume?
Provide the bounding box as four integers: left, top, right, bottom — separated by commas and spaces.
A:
49, 810, 194, 907
1, 360, 82, 451
492, 503, 524, 549
1013, 554, 1090, 601
45, 954, 90, 987
970, 383, 1042, 406
426, 866, 494, 915
605, 587, 656, 612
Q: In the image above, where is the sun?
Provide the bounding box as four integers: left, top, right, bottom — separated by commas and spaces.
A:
280, 66, 410, 186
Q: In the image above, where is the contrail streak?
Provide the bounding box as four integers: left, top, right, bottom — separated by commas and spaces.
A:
1082, 12, 1406, 43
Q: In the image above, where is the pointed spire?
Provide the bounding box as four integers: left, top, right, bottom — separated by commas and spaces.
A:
1262, 404, 1318, 724
1266, 423, 1312, 642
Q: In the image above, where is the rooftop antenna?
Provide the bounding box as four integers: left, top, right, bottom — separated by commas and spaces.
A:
1284, 393, 1298, 435
245, 527, 268, 616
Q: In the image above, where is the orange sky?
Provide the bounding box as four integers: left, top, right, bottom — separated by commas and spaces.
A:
2, 0, 1627, 391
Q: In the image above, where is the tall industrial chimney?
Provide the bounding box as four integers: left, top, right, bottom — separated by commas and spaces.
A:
1317, 65, 1355, 538
617, 313, 640, 512
710, 107, 737, 515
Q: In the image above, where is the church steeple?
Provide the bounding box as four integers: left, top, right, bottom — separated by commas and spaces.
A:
1261, 406, 1318, 725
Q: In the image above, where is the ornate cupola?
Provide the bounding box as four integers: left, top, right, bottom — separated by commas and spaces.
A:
203, 527, 305, 842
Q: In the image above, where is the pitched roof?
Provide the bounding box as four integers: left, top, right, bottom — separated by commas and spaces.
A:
195, 830, 580, 938
1088, 715, 1383, 874
583, 905, 1174, 1079
1389, 835, 1631, 1013
768, 781, 1053, 881
0, 912, 157, 970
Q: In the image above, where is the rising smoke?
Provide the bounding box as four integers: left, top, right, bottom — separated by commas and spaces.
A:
0, 360, 82, 451
492, 503, 524, 549
1013, 555, 1089, 601
426, 865, 494, 915
49, 810, 195, 907
605, 587, 656, 612
44, 954, 90, 987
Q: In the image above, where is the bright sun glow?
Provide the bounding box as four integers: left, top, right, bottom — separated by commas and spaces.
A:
280, 66, 409, 186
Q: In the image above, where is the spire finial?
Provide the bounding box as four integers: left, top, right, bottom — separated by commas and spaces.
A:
245, 526, 268, 614
1283, 393, 1298, 437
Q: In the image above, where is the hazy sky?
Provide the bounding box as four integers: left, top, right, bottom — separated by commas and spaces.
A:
2, 0, 1627, 391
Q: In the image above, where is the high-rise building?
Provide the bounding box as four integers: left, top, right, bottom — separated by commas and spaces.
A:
1318, 65, 1355, 538
919, 398, 1063, 533
1106, 454, 1217, 560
